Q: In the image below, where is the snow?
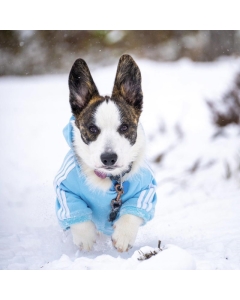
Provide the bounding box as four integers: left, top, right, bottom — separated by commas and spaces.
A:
0, 57, 240, 270
42, 245, 195, 270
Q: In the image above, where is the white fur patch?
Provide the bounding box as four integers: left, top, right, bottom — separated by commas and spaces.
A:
71, 221, 97, 251
72, 100, 146, 191
112, 214, 143, 252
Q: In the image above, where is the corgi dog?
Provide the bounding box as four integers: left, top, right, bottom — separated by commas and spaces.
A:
54, 54, 157, 252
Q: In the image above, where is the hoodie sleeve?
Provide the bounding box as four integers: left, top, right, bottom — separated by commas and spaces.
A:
119, 164, 157, 225
54, 151, 92, 230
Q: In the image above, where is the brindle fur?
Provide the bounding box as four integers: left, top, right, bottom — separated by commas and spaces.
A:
68, 54, 143, 146
111, 54, 143, 113
76, 96, 104, 144
113, 99, 139, 145
69, 58, 99, 115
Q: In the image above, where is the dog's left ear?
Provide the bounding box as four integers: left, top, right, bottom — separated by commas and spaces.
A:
111, 54, 143, 111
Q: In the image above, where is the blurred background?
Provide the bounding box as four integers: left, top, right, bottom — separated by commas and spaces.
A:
1, 30, 239, 128
1, 30, 240, 76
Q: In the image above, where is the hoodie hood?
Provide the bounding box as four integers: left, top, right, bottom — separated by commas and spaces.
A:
63, 116, 75, 148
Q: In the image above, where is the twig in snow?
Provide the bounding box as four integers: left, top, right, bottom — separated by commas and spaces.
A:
137, 240, 162, 261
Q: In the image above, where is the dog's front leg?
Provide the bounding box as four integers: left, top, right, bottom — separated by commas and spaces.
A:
112, 214, 143, 252
71, 221, 97, 251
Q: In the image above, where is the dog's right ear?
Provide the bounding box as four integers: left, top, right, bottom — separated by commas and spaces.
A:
111, 54, 143, 112
68, 59, 99, 115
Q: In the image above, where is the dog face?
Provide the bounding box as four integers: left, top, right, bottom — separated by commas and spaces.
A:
68, 54, 144, 178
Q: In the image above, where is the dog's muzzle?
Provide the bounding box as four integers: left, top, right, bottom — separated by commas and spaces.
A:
94, 162, 133, 181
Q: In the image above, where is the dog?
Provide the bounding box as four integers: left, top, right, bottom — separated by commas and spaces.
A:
54, 54, 157, 252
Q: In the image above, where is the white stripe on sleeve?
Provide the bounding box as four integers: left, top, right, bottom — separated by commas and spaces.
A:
137, 190, 147, 209
60, 189, 70, 219
55, 159, 75, 187
54, 154, 74, 186
55, 161, 75, 220
141, 187, 155, 210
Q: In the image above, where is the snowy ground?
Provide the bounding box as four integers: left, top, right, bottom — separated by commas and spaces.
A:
0, 57, 240, 270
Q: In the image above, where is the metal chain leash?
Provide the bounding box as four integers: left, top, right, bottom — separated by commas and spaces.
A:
108, 162, 133, 222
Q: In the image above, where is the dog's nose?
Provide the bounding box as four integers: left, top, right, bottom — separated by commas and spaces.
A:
101, 152, 118, 166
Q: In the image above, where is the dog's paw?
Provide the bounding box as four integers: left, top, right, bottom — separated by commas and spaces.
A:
71, 221, 97, 251
112, 214, 143, 252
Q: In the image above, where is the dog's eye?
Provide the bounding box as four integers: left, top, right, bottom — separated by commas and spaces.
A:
89, 125, 99, 134
120, 124, 128, 132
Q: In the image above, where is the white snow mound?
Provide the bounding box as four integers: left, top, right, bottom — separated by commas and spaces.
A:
42, 244, 196, 270
134, 245, 196, 270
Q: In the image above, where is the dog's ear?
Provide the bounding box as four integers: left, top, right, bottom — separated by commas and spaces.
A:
111, 54, 143, 111
68, 59, 99, 115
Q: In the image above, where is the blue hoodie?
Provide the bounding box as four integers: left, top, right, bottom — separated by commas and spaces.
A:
54, 117, 157, 235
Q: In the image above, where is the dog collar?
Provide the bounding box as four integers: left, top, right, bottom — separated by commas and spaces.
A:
108, 162, 133, 182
